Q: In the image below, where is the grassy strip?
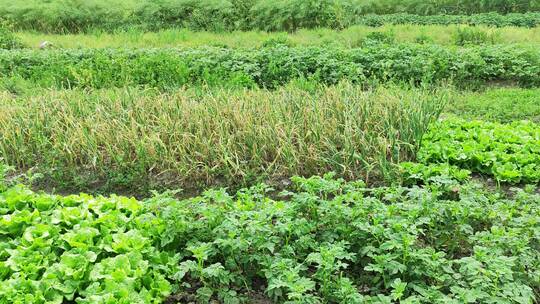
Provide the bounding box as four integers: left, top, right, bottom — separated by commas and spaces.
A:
16, 24, 540, 49
448, 88, 540, 123
0, 84, 445, 195
1, 44, 540, 90
1, 170, 538, 303
419, 118, 540, 184
0, 0, 538, 33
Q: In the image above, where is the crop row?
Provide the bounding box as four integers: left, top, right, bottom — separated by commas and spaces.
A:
0, 84, 445, 194
360, 12, 540, 28
1, 166, 538, 303
1, 0, 539, 32
419, 118, 540, 184
1, 44, 540, 90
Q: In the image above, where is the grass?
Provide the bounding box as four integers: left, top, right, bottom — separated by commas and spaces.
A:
16, 24, 540, 49
0, 83, 446, 196
447, 88, 540, 122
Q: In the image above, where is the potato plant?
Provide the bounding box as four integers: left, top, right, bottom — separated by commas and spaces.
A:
1, 44, 539, 90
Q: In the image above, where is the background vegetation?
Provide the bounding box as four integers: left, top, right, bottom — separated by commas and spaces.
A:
0, 0, 539, 32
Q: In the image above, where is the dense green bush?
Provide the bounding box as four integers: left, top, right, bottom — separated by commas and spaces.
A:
361, 31, 396, 45
1, 171, 539, 303
452, 27, 500, 46
0, 0, 539, 33
248, 0, 363, 31
1, 44, 539, 89
0, 26, 22, 50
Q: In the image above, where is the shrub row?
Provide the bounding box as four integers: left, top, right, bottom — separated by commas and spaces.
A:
0, 0, 539, 33
360, 12, 540, 28
2, 169, 539, 303
1, 44, 540, 90
360, 0, 539, 15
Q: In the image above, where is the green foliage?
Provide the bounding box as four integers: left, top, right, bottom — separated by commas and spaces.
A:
248, 0, 362, 31
0, 25, 22, 50
16, 24, 540, 49
261, 36, 295, 48
1, 2, 540, 302
449, 88, 540, 123
362, 31, 396, 45
419, 118, 540, 184
362, 12, 540, 28
159, 173, 539, 302
414, 33, 434, 44
0, 186, 179, 303
0, 0, 539, 33
359, 0, 539, 15
399, 162, 471, 186
4, 171, 538, 303
0, 161, 13, 192
1, 44, 540, 90
453, 27, 500, 46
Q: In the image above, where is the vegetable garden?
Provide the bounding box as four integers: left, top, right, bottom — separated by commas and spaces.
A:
0, 1, 539, 303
